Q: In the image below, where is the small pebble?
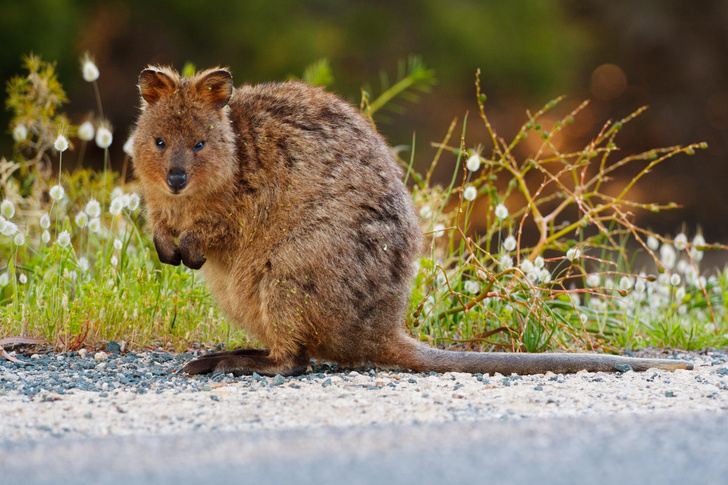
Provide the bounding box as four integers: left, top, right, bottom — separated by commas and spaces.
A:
78, 349, 88, 358
105, 341, 121, 353
94, 352, 108, 362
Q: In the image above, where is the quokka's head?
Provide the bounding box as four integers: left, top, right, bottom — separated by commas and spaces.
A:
133, 66, 236, 198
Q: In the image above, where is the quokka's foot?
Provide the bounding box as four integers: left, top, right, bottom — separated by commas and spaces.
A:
182, 348, 309, 377
153, 236, 182, 266
178, 233, 206, 270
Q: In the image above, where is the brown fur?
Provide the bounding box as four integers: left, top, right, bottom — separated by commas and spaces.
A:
133, 66, 692, 376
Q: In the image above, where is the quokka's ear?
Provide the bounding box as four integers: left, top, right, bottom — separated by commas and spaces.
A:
192, 69, 233, 109
139, 68, 178, 105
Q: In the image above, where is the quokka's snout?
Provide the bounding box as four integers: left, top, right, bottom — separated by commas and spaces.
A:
167, 167, 187, 193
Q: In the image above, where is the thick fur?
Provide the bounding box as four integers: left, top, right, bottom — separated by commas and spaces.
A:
133, 66, 692, 376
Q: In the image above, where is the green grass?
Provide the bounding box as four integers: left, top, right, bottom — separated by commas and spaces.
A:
2, 55, 727, 354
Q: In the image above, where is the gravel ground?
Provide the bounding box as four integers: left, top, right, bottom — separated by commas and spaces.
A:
1, 346, 727, 443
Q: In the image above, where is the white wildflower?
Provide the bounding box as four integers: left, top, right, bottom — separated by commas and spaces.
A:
419, 205, 432, 220
1, 200, 15, 219
674, 233, 687, 251
464, 280, 480, 294
13, 125, 27, 143
57, 230, 71, 248
54, 134, 69, 152
527, 270, 541, 283
128, 193, 140, 211
494, 203, 508, 220
95, 125, 113, 149
676, 259, 688, 274
40, 213, 51, 229
684, 266, 698, 286
566, 247, 581, 262
49, 184, 65, 201
463, 186, 477, 202
660, 244, 676, 270
675, 286, 686, 301
13, 233, 25, 246
88, 218, 101, 233
658, 273, 670, 287
466, 154, 482, 172
110, 255, 118, 267
0, 273, 8, 287
111, 187, 124, 200
85, 199, 101, 218
692, 234, 706, 248
109, 197, 124, 216
19, 274, 27, 285
78, 257, 89, 272
502, 235, 517, 252
1, 220, 18, 236
75, 211, 88, 229
534, 256, 545, 269
634, 279, 646, 293
78, 121, 95, 141
123, 135, 135, 157
432, 223, 446, 238
619, 276, 633, 291
647, 235, 660, 251
41, 230, 51, 244
586, 274, 601, 288
690, 247, 704, 262
670, 273, 681, 286
520, 259, 534, 275
498, 255, 513, 270
120, 194, 131, 208
82, 56, 100, 82
113, 238, 123, 250
539, 268, 551, 284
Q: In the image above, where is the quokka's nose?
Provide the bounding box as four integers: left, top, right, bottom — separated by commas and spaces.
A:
167, 168, 187, 192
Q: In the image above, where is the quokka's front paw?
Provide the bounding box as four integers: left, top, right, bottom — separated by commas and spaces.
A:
179, 233, 206, 270
154, 234, 182, 266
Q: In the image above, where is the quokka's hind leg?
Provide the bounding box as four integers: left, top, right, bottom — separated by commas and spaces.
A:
182, 348, 309, 377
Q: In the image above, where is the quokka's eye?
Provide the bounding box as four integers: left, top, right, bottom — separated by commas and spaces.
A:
193, 140, 205, 152
155, 138, 166, 149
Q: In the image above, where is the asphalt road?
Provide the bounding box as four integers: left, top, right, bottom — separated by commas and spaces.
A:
3, 411, 726, 485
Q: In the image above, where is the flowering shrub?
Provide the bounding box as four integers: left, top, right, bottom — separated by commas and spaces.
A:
407, 70, 728, 352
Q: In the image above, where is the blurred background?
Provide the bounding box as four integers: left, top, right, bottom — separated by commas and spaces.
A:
2, 0, 727, 243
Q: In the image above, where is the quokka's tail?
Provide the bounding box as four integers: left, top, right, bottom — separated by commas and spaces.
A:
380, 335, 693, 375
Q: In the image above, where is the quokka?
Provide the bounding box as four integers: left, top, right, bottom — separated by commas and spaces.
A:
132, 66, 692, 376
